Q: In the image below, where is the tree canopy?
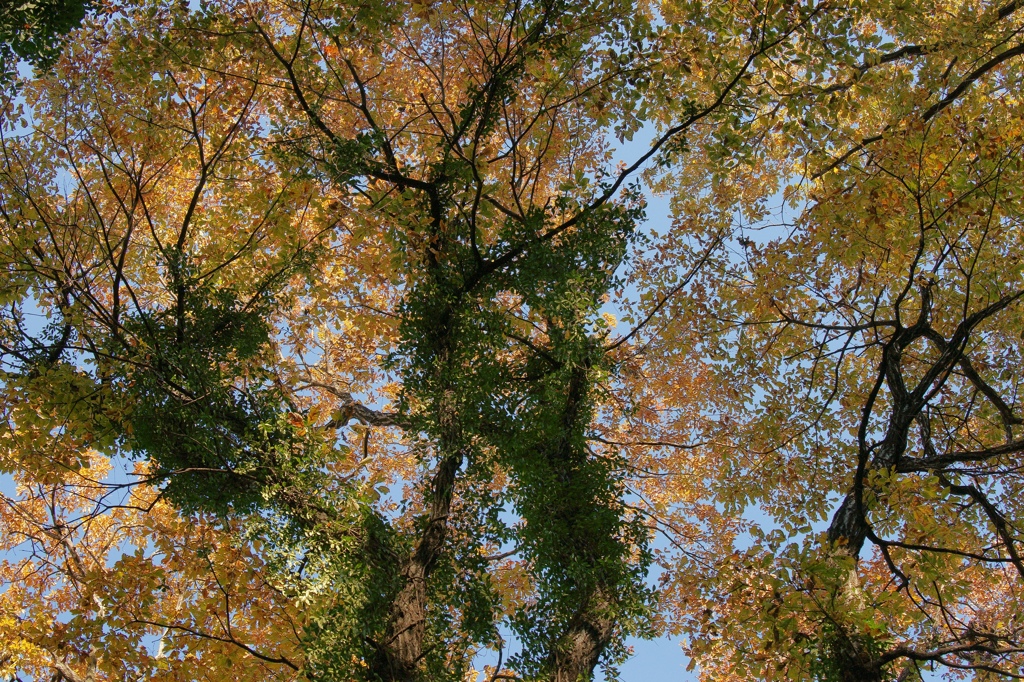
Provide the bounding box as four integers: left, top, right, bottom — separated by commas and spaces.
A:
0, 0, 94, 81
0, 0, 1022, 681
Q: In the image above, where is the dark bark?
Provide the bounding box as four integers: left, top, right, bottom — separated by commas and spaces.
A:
834, 638, 885, 682
369, 453, 462, 682
822, 288, 1024, 680
533, 363, 630, 682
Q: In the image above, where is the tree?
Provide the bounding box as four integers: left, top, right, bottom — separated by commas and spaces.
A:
641, 0, 1024, 679
1, 0, 1023, 681
0, 0, 94, 82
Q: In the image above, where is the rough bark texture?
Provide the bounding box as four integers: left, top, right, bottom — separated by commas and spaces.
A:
368, 277, 464, 681
548, 587, 616, 682
370, 454, 461, 682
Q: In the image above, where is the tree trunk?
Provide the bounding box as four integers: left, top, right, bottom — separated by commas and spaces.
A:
536, 363, 630, 682
548, 586, 616, 682
370, 454, 461, 682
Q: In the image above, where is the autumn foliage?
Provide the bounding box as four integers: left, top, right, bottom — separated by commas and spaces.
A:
1, 0, 1023, 680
